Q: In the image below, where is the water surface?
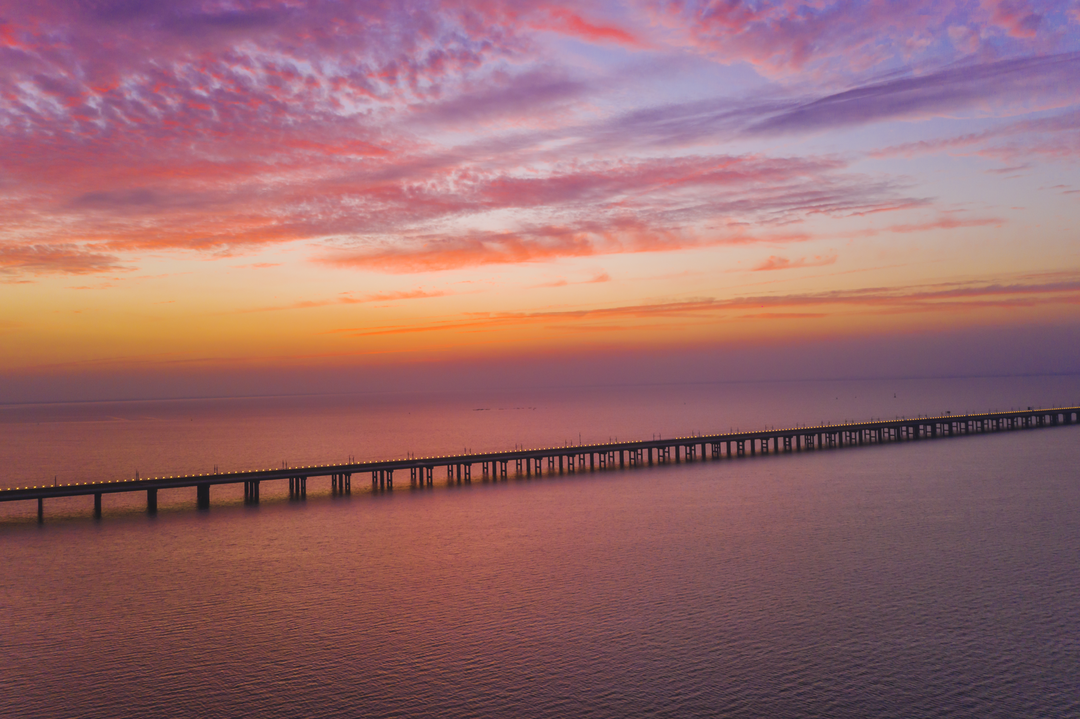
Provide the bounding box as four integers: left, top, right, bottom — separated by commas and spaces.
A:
2, 377, 1079, 717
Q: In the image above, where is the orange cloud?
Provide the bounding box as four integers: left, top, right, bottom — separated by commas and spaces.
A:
0, 244, 126, 277
236, 289, 446, 314
322, 273, 1080, 338
753, 254, 837, 271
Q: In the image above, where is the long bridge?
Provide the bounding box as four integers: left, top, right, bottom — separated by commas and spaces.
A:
4, 405, 1078, 522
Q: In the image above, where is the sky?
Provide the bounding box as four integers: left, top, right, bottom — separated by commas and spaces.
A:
2, 0, 1079, 401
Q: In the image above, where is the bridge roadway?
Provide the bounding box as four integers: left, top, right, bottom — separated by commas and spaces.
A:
5, 405, 1078, 521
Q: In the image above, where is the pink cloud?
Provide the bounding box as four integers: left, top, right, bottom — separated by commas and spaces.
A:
0, 244, 126, 277
870, 109, 1080, 164
648, 0, 1076, 78
753, 254, 837, 271
531, 7, 645, 47
982, 0, 1045, 38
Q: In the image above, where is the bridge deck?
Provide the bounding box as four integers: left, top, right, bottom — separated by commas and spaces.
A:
4, 406, 1078, 516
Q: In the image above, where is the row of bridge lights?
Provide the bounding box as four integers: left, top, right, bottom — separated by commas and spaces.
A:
4, 407, 1075, 492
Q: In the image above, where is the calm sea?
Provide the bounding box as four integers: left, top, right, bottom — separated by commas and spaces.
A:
2, 376, 1079, 718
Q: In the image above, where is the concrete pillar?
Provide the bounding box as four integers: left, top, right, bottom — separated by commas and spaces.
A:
94, 492, 102, 518
197, 484, 210, 510
619, 450, 625, 468
147, 488, 158, 513
38, 497, 43, 523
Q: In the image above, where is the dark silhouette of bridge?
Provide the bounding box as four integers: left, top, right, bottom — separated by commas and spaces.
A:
5, 405, 1077, 522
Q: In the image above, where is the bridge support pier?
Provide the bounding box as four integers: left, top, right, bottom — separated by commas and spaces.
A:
38, 497, 43, 523
197, 484, 210, 510
147, 488, 158, 513
94, 492, 102, 518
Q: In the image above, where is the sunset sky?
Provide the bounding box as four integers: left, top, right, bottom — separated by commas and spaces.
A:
2, 1, 1079, 401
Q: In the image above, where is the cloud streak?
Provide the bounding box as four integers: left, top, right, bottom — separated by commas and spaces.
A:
325, 272, 1080, 337
753, 254, 837, 271
0, 244, 126, 277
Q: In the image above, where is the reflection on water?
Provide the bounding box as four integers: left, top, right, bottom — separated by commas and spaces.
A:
1, 377, 1079, 717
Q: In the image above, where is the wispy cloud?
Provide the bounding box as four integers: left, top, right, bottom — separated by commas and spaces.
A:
236, 289, 446, 314
323, 273, 1080, 337
649, 0, 1074, 77
0, 244, 126, 277
753, 254, 837, 271
745, 53, 1080, 135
